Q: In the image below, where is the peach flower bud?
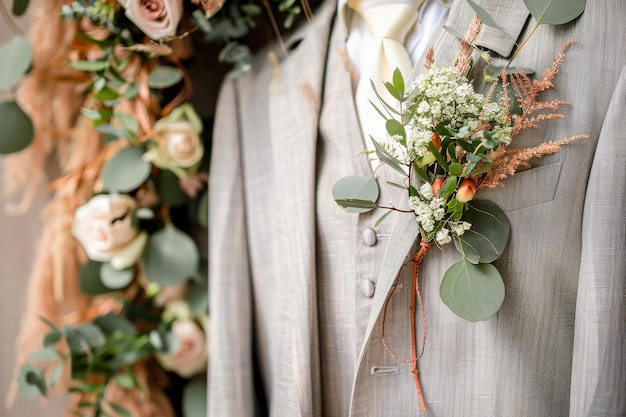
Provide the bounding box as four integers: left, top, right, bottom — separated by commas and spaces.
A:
119, 0, 183, 40
456, 179, 477, 203
431, 132, 441, 150
431, 177, 445, 198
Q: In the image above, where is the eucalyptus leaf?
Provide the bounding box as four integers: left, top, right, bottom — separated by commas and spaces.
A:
143, 225, 200, 286
332, 175, 379, 214
69, 60, 108, 72
101, 147, 152, 193
12, 0, 29, 15
110, 402, 133, 417
187, 280, 209, 315
148, 66, 183, 89
524, 0, 585, 25
50, 362, 64, 388
197, 190, 208, 227
442, 25, 466, 42
372, 138, 408, 176
440, 259, 505, 321
113, 374, 135, 389
75, 323, 106, 348
79, 260, 113, 296
385, 119, 406, 141
183, 380, 208, 417
17, 364, 46, 398
391, 68, 404, 97
28, 347, 58, 362
0, 36, 32, 90
466, 0, 514, 40
100, 263, 134, 290
94, 314, 137, 336
0, 100, 34, 153
43, 329, 62, 347
453, 200, 510, 263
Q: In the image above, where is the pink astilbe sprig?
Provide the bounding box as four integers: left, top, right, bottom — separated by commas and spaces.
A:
500, 41, 579, 136
479, 134, 587, 189
456, 14, 483, 77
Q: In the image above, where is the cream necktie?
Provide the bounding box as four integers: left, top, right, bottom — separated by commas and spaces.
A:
349, 0, 422, 156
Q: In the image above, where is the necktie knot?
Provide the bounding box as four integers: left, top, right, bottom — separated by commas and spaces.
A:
348, 1, 422, 43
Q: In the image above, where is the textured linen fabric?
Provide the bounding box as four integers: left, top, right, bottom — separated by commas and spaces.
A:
208, 0, 626, 415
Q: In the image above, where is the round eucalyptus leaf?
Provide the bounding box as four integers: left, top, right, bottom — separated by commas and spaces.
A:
17, 364, 46, 399
143, 225, 200, 286
0, 36, 32, 90
183, 380, 208, 417
100, 262, 134, 289
440, 259, 505, 322
94, 314, 137, 336
75, 323, 106, 348
28, 347, 58, 362
187, 280, 209, 315
453, 200, 510, 264
197, 190, 208, 228
12, 0, 30, 16
102, 147, 152, 193
0, 100, 34, 153
79, 260, 114, 295
524, 0, 585, 25
148, 66, 183, 89
332, 175, 380, 214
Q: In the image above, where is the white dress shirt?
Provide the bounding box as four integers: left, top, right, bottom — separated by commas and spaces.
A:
341, 0, 450, 76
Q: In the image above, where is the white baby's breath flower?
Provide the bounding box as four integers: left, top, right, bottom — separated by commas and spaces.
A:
419, 183, 434, 200
436, 228, 452, 245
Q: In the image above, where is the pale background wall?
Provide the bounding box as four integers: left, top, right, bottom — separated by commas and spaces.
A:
0, 3, 66, 416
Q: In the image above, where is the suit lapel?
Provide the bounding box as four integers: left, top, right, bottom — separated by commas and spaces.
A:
268, 1, 336, 415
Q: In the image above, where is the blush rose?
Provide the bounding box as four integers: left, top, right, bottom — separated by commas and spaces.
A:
119, 0, 184, 40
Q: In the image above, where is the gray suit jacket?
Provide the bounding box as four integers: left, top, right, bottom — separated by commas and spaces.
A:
208, 0, 626, 415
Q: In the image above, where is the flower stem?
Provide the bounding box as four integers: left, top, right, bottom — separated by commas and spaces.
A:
410, 242, 430, 412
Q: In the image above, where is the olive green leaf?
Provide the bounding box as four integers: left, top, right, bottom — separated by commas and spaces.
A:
101, 147, 152, 193
183, 380, 208, 417
454, 200, 510, 264
332, 175, 379, 214
0, 36, 32, 90
440, 259, 505, 321
0, 100, 33, 153
524, 0, 585, 25
12, 0, 30, 16
148, 66, 183, 89
143, 225, 200, 286
17, 364, 46, 398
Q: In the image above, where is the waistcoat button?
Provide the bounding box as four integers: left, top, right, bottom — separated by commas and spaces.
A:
360, 279, 375, 298
361, 228, 377, 246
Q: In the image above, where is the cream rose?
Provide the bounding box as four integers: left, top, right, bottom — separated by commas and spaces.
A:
156, 300, 208, 377
72, 194, 146, 268
157, 318, 208, 378
119, 0, 184, 40
144, 104, 204, 178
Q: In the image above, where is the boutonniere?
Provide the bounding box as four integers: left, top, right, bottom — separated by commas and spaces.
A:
333, 0, 586, 411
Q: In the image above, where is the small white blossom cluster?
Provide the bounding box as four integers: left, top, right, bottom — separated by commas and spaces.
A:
408, 182, 472, 245
408, 183, 446, 234
379, 134, 410, 165
406, 66, 512, 145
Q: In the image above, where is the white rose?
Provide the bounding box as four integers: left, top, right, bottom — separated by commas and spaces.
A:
144, 104, 204, 178
157, 319, 208, 378
120, 0, 183, 40
72, 194, 145, 267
